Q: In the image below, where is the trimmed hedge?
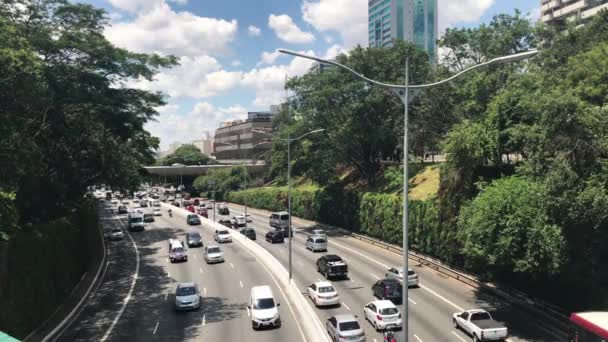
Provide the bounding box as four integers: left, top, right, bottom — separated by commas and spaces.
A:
226, 187, 441, 257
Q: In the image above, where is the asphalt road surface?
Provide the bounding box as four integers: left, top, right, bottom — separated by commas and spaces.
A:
54, 203, 306, 342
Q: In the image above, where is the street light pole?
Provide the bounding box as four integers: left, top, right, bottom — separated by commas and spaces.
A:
278, 47, 539, 337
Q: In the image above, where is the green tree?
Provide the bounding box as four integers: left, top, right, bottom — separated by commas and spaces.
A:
159, 144, 211, 166
457, 176, 564, 279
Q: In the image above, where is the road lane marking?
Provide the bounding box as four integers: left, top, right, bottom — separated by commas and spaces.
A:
199, 267, 203, 274
167, 272, 171, 278
329, 239, 465, 311
246, 307, 250, 317
373, 339, 377, 342
152, 321, 159, 335
203, 288, 207, 295
413, 334, 423, 342
342, 302, 351, 311
370, 273, 380, 280
451, 331, 467, 342
100, 215, 140, 342
164, 292, 168, 300
230, 262, 235, 269
408, 297, 417, 305
240, 280, 243, 288
202, 315, 206, 326
166, 258, 169, 263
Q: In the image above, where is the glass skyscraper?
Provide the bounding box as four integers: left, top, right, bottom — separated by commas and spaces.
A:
368, 0, 438, 61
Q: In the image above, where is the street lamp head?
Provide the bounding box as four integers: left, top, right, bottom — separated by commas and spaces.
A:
488, 49, 539, 65
278, 49, 328, 64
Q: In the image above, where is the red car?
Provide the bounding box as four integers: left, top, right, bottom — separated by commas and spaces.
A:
193, 198, 200, 206
197, 207, 208, 218
186, 205, 195, 213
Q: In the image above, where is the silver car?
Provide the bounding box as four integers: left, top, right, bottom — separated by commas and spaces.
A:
326, 314, 366, 342
385, 267, 419, 287
306, 236, 327, 252
174, 282, 201, 311
214, 229, 232, 243
203, 245, 224, 264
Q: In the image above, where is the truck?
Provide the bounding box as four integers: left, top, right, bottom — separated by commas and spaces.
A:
453, 309, 508, 341
316, 254, 348, 280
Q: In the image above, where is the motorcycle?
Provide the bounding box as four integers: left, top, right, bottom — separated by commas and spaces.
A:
168, 209, 173, 218
383, 331, 396, 342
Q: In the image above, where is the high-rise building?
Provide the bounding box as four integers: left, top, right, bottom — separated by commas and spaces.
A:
541, 0, 608, 25
214, 112, 274, 164
368, 0, 438, 61
192, 132, 213, 157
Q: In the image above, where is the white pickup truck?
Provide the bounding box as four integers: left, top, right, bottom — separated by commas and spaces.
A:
453, 309, 508, 341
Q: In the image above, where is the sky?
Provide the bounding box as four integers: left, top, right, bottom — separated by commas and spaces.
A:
81, 0, 539, 151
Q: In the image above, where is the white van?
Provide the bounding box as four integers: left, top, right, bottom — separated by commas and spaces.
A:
127, 213, 145, 231
249, 286, 281, 330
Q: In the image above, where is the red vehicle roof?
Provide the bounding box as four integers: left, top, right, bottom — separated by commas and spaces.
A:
570, 312, 608, 338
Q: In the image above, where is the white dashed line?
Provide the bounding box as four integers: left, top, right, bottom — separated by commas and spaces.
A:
413, 334, 423, 342
202, 315, 206, 326
408, 297, 417, 305
152, 321, 159, 335
167, 272, 170, 278
203, 288, 207, 295
199, 267, 203, 274
230, 262, 235, 269
164, 292, 168, 301
342, 302, 351, 311
239, 280, 243, 288
370, 273, 380, 280
451, 331, 467, 342
419, 284, 463, 311
246, 307, 250, 317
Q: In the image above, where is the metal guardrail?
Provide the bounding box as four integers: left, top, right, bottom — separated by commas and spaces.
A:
338, 229, 571, 340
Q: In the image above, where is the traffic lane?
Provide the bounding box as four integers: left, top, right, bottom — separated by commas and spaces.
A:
161, 211, 306, 342
223, 210, 451, 342
227, 204, 551, 342
55, 210, 136, 342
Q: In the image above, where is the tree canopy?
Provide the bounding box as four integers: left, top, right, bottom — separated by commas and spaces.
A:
158, 144, 211, 166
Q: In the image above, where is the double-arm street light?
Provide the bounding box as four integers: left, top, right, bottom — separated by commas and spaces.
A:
253, 127, 324, 282
279, 47, 539, 337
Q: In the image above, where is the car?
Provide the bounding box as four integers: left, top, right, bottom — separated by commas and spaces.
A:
306, 236, 327, 252
153, 207, 162, 216
186, 231, 203, 247
108, 227, 124, 241
326, 314, 365, 342
168, 238, 188, 263
214, 229, 232, 243
245, 214, 253, 222
139, 200, 148, 207
203, 245, 224, 264
143, 212, 154, 222
307, 281, 339, 307
265, 230, 284, 244
240, 227, 256, 240
311, 229, 327, 238
174, 282, 201, 311
186, 205, 195, 213
183, 200, 192, 207
132, 198, 140, 204
385, 267, 419, 287
217, 203, 230, 215
249, 285, 281, 330
197, 207, 208, 217
231, 215, 247, 227
269, 211, 289, 230
193, 199, 200, 206
117, 205, 128, 214
453, 309, 508, 341
206, 202, 213, 209
173, 201, 181, 207
127, 213, 145, 231
372, 279, 402, 304
316, 255, 348, 280
218, 219, 233, 228
187, 214, 201, 225
363, 300, 402, 331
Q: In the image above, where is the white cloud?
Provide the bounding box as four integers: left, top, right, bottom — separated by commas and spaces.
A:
129, 55, 242, 99
147, 102, 248, 150
168, 0, 188, 4
438, 0, 494, 33
302, 0, 367, 48
231, 60, 242, 67
259, 50, 284, 65
248, 25, 262, 36
104, 2, 237, 57
268, 14, 315, 44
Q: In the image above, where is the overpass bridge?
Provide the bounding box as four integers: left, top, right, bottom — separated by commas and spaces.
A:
143, 163, 269, 177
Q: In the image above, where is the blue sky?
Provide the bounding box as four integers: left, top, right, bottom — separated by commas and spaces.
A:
84, 0, 539, 151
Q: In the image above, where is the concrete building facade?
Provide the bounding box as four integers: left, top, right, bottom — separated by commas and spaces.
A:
541, 0, 608, 25
214, 112, 274, 164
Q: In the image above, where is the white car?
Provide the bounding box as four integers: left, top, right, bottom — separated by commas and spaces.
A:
245, 214, 252, 222
174, 282, 201, 311
453, 309, 508, 341
214, 229, 232, 243
108, 227, 124, 241
311, 229, 327, 238
307, 281, 339, 307
231, 215, 247, 227
363, 300, 402, 331
385, 267, 419, 287
203, 245, 224, 264
153, 207, 162, 216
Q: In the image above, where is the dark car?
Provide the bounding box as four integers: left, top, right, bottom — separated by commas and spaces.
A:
316, 255, 348, 280
186, 231, 203, 247
265, 230, 284, 244
187, 214, 201, 226
372, 279, 403, 304
218, 219, 232, 228
117, 205, 128, 214
240, 227, 256, 240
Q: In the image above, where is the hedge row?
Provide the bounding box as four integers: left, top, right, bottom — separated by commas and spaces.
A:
0, 201, 100, 338
226, 187, 441, 257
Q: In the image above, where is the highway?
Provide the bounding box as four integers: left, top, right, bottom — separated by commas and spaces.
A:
54, 203, 306, 342
222, 202, 555, 342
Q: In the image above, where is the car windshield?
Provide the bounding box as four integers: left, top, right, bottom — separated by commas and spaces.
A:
326, 255, 342, 262
176, 286, 196, 296
408, 270, 415, 275
280, 214, 289, 220
380, 307, 399, 315
253, 298, 275, 310
189, 233, 200, 239
314, 238, 326, 243
111, 228, 121, 233
129, 217, 142, 223
219, 231, 229, 235
470, 312, 492, 321
207, 247, 220, 254
318, 286, 335, 293
338, 321, 360, 331
172, 247, 184, 253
